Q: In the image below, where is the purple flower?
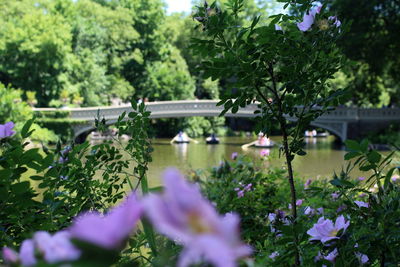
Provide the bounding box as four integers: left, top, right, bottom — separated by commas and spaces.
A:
274, 24, 282, 31
70, 192, 142, 249
358, 176, 365, 181
392, 175, 400, 182
328, 16, 341, 27
2, 247, 18, 264
237, 190, 245, 198
304, 206, 315, 216
268, 213, 277, 223
354, 201, 369, 208
316, 207, 324, 214
260, 149, 270, 157
336, 204, 347, 213
331, 192, 340, 200
307, 215, 350, 244
19, 240, 36, 267
297, 12, 315, 31
33, 231, 80, 263
244, 183, 252, 192
356, 252, 369, 264
296, 199, 303, 206
324, 248, 338, 263
304, 179, 312, 189
314, 251, 323, 262
143, 168, 251, 267
269, 251, 279, 260
297, 2, 323, 31
231, 152, 238, 160
0, 122, 15, 139
58, 157, 68, 164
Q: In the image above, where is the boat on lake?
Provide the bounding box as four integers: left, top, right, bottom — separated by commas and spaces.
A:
171, 131, 190, 144
305, 130, 329, 138
242, 132, 275, 148
206, 133, 220, 144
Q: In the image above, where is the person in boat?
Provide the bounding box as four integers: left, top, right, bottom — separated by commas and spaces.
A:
171, 131, 192, 144
258, 132, 271, 146
206, 133, 219, 144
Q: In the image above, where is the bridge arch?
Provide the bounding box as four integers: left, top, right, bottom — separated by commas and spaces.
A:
33, 100, 400, 143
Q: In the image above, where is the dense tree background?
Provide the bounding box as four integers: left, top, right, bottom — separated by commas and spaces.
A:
324, 0, 400, 106
0, 0, 399, 138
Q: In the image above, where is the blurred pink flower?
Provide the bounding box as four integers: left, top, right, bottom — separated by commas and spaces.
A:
328, 16, 342, 27
19, 240, 36, 267
356, 252, 369, 264
269, 251, 279, 260
297, 2, 323, 31
231, 152, 238, 160
33, 231, 80, 263
304, 206, 315, 216
307, 215, 349, 244
304, 179, 312, 189
0, 122, 15, 139
70, 192, 142, 250
2, 247, 18, 264
274, 24, 282, 31
324, 248, 338, 262
331, 192, 340, 200
354, 201, 369, 208
260, 149, 270, 157
143, 168, 251, 267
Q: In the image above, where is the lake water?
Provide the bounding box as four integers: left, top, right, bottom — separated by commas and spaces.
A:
145, 136, 359, 184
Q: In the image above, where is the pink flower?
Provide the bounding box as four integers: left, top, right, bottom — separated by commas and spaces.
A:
260, 149, 270, 157
70, 192, 142, 250
290, 199, 303, 209
297, 2, 322, 31
324, 248, 338, 262
269, 251, 279, 260
231, 152, 238, 160
304, 206, 315, 216
307, 215, 350, 244
331, 192, 340, 200
33, 231, 80, 263
275, 24, 282, 31
244, 183, 252, 192
19, 240, 36, 267
354, 201, 369, 208
2, 247, 18, 264
356, 252, 369, 264
143, 168, 251, 267
328, 16, 342, 27
304, 179, 312, 189
268, 213, 277, 223
0, 122, 15, 139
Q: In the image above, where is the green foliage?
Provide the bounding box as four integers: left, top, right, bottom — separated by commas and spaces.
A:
0, 83, 58, 143
0, 101, 153, 248
323, 0, 400, 106
200, 155, 288, 244
142, 47, 195, 101
0, 0, 72, 106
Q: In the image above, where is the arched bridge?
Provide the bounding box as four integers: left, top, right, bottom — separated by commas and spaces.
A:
34, 100, 400, 142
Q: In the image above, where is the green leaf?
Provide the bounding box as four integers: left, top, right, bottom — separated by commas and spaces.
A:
344, 151, 360, 160
11, 181, 30, 194
21, 118, 35, 138
367, 151, 381, 164
345, 140, 360, 152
